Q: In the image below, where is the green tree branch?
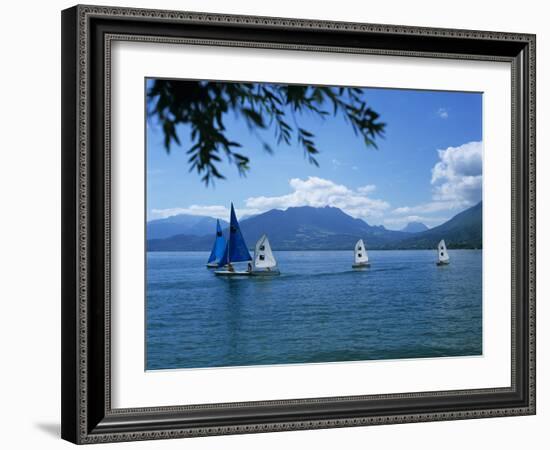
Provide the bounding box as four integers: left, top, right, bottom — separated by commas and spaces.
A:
147, 80, 385, 185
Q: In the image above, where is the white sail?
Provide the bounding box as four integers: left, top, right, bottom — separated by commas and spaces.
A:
438, 239, 450, 263
253, 234, 277, 269
354, 239, 369, 264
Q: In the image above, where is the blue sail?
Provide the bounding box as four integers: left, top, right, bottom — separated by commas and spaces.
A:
207, 219, 227, 264
218, 242, 229, 267
225, 203, 252, 264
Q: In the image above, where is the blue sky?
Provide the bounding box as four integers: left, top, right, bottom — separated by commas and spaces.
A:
146, 80, 482, 230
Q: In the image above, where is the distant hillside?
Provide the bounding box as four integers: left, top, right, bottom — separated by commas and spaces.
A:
147, 203, 482, 251
401, 222, 429, 233
148, 206, 408, 251
147, 214, 228, 239
386, 202, 482, 249
148, 233, 214, 251
237, 206, 408, 250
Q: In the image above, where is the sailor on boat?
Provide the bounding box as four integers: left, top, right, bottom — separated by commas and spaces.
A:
352, 239, 370, 269
436, 239, 450, 266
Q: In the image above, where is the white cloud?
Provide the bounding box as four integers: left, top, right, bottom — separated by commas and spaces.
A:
151, 142, 482, 226
437, 108, 449, 119
392, 141, 482, 216
149, 177, 389, 222
244, 176, 390, 221
431, 141, 482, 205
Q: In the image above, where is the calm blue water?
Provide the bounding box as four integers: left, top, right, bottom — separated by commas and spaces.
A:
146, 250, 482, 370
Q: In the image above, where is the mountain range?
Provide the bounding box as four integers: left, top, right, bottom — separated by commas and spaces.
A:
400, 221, 429, 233
147, 215, 228, 239
384, 201, 482, 249
147, 202, 482, 251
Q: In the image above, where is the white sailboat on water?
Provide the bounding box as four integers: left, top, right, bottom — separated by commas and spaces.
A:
251, 234, 280, 276
436, 239, 450, 266
352, 239, 370, 269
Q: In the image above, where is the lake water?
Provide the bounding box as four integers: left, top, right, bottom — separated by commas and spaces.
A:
146, 250, 482, 370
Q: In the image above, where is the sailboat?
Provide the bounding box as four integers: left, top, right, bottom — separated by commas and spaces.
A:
436, 239, 450, 266
251, 234, 280, 276
206, 219, 227, 268
352, 239, 370, 269
214, 204, 253, 276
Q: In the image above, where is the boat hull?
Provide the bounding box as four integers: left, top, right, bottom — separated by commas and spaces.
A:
352, 263, 370, 269
436, 261, 450, 266
214, 270, 251, 276
206, 262, 219, 268
251, 269, 280, 276
214, 269, 280, 277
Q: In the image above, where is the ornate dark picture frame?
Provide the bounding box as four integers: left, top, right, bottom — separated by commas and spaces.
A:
61, 4, 536, 444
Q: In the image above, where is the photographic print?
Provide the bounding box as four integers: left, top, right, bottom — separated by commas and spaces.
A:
145, 78, 483, 371
61, 8, 536, 441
